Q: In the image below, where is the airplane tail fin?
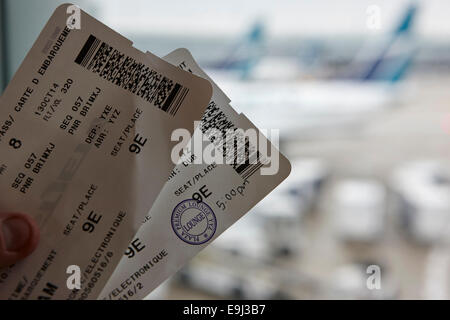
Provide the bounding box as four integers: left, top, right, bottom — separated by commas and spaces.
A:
361, 2, 418, 82
212, 21, 266, 79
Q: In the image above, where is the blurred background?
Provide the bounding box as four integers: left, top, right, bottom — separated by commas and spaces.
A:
1, 0, 450, 299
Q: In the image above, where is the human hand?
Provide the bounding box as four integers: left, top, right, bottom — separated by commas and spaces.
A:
0, 213, 40, 268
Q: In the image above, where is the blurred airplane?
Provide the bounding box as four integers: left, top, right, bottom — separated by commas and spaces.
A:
206, 20, 267, 80
205, 2, 419, 137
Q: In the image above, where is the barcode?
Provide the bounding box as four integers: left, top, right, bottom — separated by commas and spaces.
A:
232, 138, 265, 180
236, 161, 265, 180
200, 102, 266, 180
74, 35, 100, 67
75, 35, 189, 116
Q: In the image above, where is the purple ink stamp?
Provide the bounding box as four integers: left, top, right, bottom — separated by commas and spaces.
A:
171, 199, 217, 245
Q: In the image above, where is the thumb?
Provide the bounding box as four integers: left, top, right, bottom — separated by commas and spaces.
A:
0, 213, 40, 268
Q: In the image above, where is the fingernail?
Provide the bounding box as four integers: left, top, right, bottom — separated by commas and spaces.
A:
2, 218, 31, 252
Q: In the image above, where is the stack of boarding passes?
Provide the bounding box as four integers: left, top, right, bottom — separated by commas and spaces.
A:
0, 4, 291, 300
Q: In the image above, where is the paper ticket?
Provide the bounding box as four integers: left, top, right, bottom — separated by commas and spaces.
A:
99, 49, 291, 300
0, 5, 212, 299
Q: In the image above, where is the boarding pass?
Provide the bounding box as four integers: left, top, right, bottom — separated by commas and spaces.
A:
99, 49, 291, 300
0, 5, 212, 300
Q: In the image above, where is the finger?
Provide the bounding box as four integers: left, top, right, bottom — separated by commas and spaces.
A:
0, 213, 40, 268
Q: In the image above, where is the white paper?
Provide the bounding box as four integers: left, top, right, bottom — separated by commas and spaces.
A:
0, 6, 212, 300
